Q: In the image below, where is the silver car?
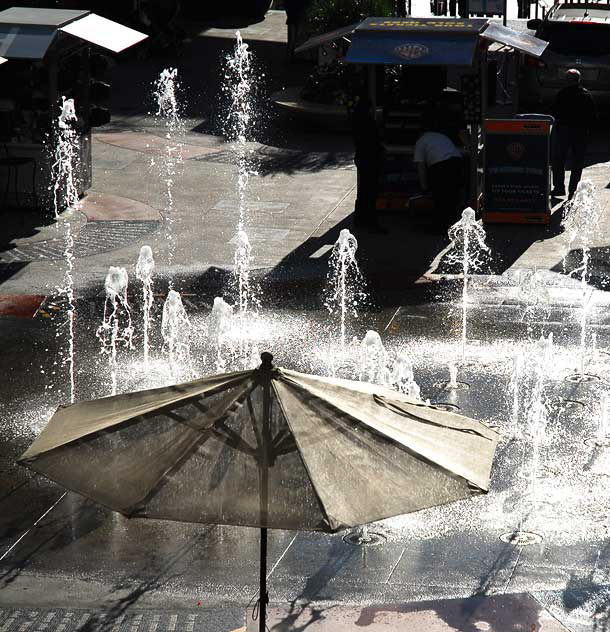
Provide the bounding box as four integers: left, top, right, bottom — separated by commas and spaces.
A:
520, 3, 610, 109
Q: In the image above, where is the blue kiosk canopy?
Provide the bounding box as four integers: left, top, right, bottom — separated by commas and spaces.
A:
345, 17, 488, 66
343, 17, 547, 66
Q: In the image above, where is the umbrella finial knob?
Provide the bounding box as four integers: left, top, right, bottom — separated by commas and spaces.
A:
260, 352, 273, 370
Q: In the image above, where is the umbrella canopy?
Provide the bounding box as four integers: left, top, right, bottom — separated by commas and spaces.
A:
19, 354, 499, 533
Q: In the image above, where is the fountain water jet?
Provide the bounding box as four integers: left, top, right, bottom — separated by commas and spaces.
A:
519, 269, 552, 336
391, 352, 421, 400
446, 363, 459, 390
208, 297, 234, 372
522, 334, 553, 528
152, 68, 184, 274
51, 96, 80, 403
595, 393, 610, 447
224, 32, 260, 316
96, 267, 134, 396
325, 229, 367, 351
135, 246, 155, 365
358, 330, 389, 385
161, 290, 192, 377
446, 208, 490, 362
562, 180, 602, 376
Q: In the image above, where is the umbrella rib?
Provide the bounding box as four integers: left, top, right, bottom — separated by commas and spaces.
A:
373, 395, 494, 440
271, 380, 337, 532
277, 374, 491, 494
19, 373, 256, 462
211, 423, 258, 458
245, 392, 264, 455
124, 385, 257, 516
124, 429, 214, 516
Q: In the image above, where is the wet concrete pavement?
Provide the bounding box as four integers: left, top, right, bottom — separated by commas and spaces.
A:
3, 286, 610, 630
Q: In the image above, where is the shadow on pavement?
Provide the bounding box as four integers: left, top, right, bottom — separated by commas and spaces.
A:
77, 526, 216, 632
552, 244, 610, 291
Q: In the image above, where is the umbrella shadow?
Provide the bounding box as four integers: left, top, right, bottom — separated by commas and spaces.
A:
558, 540, 610, 632
77, 526, 215, 632
472, 541, 521, 598
0, 499, 105, 591
269, 537, 358, 631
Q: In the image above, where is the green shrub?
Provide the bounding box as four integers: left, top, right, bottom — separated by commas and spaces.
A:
307, 0, 395, 34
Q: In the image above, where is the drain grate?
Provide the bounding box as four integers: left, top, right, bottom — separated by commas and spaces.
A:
500, 531, 543, 546
0, 221, 160, 262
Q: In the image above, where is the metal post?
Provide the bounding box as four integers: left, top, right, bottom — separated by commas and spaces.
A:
503, 0, 507, 25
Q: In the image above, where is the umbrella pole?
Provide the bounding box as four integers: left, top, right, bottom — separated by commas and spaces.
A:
259, 526, 268, 632
258, 352, 273, 632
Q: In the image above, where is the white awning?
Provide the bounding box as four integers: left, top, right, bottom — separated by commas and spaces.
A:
60, 13, 147, 53
481, 21, 548, 58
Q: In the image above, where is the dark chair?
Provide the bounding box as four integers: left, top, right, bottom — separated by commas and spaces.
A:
0, 144, 38, 210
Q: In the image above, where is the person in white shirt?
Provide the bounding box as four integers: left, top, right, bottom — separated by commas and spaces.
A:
413, 112, 465, 232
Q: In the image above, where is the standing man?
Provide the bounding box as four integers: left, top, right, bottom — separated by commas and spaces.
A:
414, 111, 464, 232
285, 0, 310, 62
351, 98, 385, 232
551, 68, 597, 200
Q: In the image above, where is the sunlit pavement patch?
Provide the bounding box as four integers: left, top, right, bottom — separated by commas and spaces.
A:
0, 295, 45, 318
94, 131, 221, 160
80, 192, 161, 222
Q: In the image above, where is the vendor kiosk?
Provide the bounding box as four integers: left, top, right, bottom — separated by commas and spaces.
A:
298, 17, 549, 218
342, 17, 548, 214
0, 8, 147, 209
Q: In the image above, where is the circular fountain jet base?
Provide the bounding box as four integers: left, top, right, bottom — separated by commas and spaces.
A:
431, 402, 461, 412
500, 531, 543, 546
343, 531, 386, 547
584, 437, 610, 448
565, 373, 600, 383
553, 398, 585, 412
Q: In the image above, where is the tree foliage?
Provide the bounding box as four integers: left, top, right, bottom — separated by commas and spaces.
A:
307, 0, 395, 34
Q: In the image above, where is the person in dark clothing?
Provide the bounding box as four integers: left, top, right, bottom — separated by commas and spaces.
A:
551, 69, 597, 199
351, 98, 385, 232
285, 0, 310, 61
414, 110, 464, 232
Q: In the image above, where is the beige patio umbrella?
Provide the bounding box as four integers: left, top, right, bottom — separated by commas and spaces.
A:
19, 352, 499, 632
